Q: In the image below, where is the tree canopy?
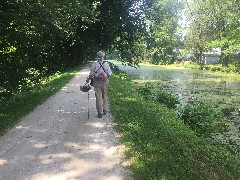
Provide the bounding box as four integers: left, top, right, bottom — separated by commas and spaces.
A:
0, 0, 154, 95
145, 0, 183, 64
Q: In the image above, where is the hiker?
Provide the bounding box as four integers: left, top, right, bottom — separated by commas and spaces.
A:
86, 51, 112, 118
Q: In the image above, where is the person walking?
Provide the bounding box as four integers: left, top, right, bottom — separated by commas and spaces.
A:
86, 51, 112, 118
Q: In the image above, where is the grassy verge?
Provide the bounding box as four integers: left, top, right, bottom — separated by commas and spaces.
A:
108, 75, 240, 180
0, 64, 86, 136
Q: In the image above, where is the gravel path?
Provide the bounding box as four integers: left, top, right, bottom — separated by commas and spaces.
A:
0, 64, 132, 180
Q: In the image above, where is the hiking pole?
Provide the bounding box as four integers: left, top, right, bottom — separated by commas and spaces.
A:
80, 83, 91, 119
88, 90, 90, 119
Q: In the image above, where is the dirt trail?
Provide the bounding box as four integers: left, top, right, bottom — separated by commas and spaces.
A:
0, 64, 132, 180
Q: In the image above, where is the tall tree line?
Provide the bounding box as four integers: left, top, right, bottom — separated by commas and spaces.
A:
0, 0, 153, 96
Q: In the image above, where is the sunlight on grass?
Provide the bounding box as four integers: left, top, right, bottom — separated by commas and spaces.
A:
123, 97, 137, 102
109, 73, 240, 179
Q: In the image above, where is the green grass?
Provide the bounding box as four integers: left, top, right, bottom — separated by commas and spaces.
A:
0, 64, 86, 136
108, 75, 240, 180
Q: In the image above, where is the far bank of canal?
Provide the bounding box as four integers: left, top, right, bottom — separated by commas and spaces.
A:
114, 61, 240, 160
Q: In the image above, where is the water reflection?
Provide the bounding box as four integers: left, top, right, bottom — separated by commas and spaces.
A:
114, 62, 240, 160
115, 62, 240, 124
119, 65, 240, 106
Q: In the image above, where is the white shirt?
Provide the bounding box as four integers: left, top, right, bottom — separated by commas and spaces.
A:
90, 60, 112, 78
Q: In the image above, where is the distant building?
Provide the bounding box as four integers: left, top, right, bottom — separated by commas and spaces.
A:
202, 53, 220, 64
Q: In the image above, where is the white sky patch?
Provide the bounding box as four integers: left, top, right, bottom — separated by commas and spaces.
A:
129, 0, 145, 18
177, 0, 193, 39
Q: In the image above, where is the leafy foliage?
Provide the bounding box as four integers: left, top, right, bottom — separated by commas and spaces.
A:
137, 82, 180, 108
184, 63, 240, 73
177, 104, 226, 136
108, 61, 127, 80
0, 0, 153, 98
145, 0, 183, 64
136, 82, 154, 97
154, 90, 180, 109
184, 0, 240, 66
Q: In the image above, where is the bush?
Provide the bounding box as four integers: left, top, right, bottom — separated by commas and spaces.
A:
211, 66, 222, 71
202, 65, 211, 70
136, 82, 154, 98
136, 83, 180, 108
232, 60, 240, 73
177, 104, 226, 136
154, 90, 180, 109
150, 58, 172, 65
184, 63, 199, 69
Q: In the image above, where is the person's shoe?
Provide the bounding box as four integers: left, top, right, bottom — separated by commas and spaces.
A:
103, 110, 107, 115
98, 113, 102, 118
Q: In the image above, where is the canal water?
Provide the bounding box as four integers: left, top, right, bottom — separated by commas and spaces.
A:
113, 61, 240, 159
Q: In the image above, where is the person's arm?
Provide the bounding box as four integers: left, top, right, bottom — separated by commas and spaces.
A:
106, 63, 112, 77
86, 75, 93, 83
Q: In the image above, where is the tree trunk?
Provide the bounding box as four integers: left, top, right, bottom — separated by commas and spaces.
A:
72, 46, 85, 66
221, 43, 230, 67
195, 52, 200, 64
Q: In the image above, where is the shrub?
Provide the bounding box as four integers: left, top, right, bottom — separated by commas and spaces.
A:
202, 65, 211, 70
211, 66, 222, 71
150, 58, 172, 65
136, 83, 180, 108
232, 60, 240, 73
177, 104, 226, 136
136, 82, 154, 98
154, 90, 180, 109
184, 63, 199, 69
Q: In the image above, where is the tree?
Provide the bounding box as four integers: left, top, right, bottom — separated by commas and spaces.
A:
184, 0, 240, 66
0, 0, 154, 96
183, 0, 210, 65
205, 0, 240, 66
144, 0, 183, 65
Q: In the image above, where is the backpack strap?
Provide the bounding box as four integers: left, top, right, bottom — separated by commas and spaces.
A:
95, 61, 107, 75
